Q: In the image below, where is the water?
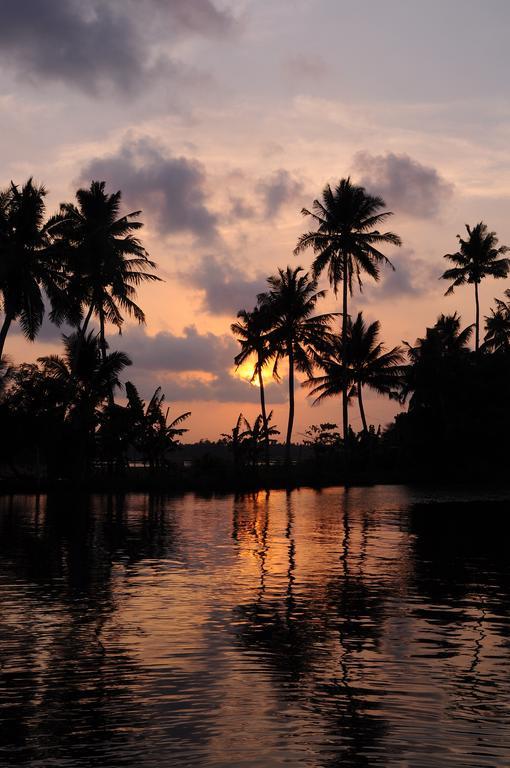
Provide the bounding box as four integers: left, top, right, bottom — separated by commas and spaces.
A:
1, 486, 510, 767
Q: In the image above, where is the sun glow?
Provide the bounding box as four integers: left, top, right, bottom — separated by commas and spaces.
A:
233, 360, 273, 387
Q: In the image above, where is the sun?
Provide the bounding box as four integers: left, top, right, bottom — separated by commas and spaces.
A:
233, 359, 273, 387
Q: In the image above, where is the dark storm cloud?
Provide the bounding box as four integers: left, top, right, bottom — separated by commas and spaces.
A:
0, 0, 234, 95
80, 138, 219, 241
353, 151, 454, 218
257, 169, 305, 218
359, 249, 438, 303
178, 254, 268, 315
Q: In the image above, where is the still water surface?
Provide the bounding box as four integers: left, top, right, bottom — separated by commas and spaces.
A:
1, 486, 510, 767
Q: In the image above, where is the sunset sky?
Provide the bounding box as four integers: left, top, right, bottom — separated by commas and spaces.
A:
2, 0, 510, 439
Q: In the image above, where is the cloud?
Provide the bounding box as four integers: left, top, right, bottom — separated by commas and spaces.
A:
120, 324, 237, 373
117, 325, 285, 404
257, 169, 305, 218
178, 254, 268, 315
134, 369, 285, 405
358, 248, 438, 302
80, 137, 219, 241
352, 151, 454, 218
283, 54, 328, 80
0, 0, 234, 96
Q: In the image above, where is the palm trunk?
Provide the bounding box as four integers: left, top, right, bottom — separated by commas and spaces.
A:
285, 344, 295, 466
0, 312, 13, 360
99, 307, 107, 362
73, 303, 95, 373
357, 383, 368, 433
99, 307, 114, 407
474, 281, 480, 352
257, 358, 269, 467
342, 253, 349, 442
80, 303, 95, 337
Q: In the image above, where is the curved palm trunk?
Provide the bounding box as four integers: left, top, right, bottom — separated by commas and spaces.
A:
341, 252, 349, 442
285, 345, 295, 466
257, 356, 269, 467
474, 281, 480, 352
357, 383, 368, 433
0, 312, 13, 360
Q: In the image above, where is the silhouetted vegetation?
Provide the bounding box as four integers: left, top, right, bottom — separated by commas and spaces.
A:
2, 173, 510, 490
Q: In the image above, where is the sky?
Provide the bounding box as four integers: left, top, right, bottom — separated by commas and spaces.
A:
2, 0, 510, 440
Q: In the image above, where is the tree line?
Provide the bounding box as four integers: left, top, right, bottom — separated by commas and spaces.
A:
231, 178, 510, 475
1, 174, 510, 482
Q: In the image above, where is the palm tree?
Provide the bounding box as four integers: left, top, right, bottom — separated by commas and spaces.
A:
483, 290, 510, 353
48, 181, 160, 362
441, 222, 510, 352
400, 313, 473, 413
259, 266, 334, 463
232, 305, 274, 461
305, 312, 404, 432
0, 179, 58, 358
39, 331, 131, 417
125, 382, 190, 469
294, 178, 401, 440
39, 331, 131, 472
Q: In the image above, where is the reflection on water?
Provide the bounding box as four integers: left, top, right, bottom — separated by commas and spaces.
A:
1, 487, 510, 767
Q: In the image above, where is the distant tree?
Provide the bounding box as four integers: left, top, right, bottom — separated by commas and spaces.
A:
483, 289, 510, 353
259, 266, 334, 464
0, 179, 59, 358
302, 423, 342, 458
125, 381, 190, 469
232, 305, 274, 462
221, 411, 279, 467
294, 178, 401, 439
305, 312, 404, 432
221, 413, 251, 467
442, 222, 510, 351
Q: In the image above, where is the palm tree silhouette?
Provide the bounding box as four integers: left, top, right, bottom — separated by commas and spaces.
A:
39, 331, 131, 415
400, 313, 472, 416
39, 331, 131, 473
441, 222, 510, 352
124, 382, 190, 469
259, 266, 334, 463
305, 312, 404, 432
0, 179, 58, 359
483, 290, 510, 353
294, 178, 401, 440
48, 181, 160, 366
232, 305, 275, 463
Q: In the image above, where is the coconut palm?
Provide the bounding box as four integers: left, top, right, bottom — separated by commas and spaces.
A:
305, 312, 404, 432
400, 313, 473, 413
48, 181, 160, 362
124, 382, 190, 469
39, 331, 131, 472
441, 222, 510, 352
0, 179, 59, 358
259, 266, 335, 463
294, 178, 401, 439
232, 304, 274, 461
39, 331, 132, 420
484, 291, 510, 353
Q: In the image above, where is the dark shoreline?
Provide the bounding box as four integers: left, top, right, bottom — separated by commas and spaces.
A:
0, 465, 506, 498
